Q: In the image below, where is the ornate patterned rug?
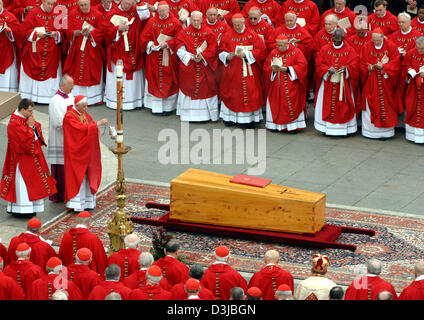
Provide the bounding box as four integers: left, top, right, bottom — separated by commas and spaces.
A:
39, 181, 424, 293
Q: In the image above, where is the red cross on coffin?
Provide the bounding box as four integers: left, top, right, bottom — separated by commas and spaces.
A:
229, 174, 272, 188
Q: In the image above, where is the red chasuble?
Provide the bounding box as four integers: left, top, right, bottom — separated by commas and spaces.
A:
248, 265, 294, 300
411, 17, 424, 35
171, 282, 216, 300
58, 227, 108, 276
175, 24, 218, 100
319, 7, 357, 37
245, 18, 274, 49
9, 0, 42, 22
26, 273, 83, 300
0, 272, 26, 300
123, 269, 171, 290
0, 113, 57, 203
7, 233, 58, 272
62, 6, 104, 86
204, 17, 230, 43
130, 284, 172, 300
344, 275, 398, 300
3, 260, 43, 294
0, 243, 7, 266
107, 248, 141, 280
399, 279, 424, 300
87, 281, 132, 300
360, 39, 401, 127
367, 11, 399, 36
201, 263, 248, 300
218, 26, 267, 113
276, 0, 320, 36
66, 263, 103, 299
149, 0, 199, 21
140, 14, 182, 98
199, 0, 240, 24
315, 42, 359, 122
102, 4, 146, 80
95, 1, 117, 18
62, 106, 101, 203
56, 0, 78, 12
0, 8, 20, 74
402, 48, 424, 129
347, 32, 371, 56
241, 0, 281, 26
18, 5, 63, 81
268, 24, 313, 61
263, 45, 308, 125
389, 28, 421, 54
153, 256, 189, 287
312, 28, 334, 60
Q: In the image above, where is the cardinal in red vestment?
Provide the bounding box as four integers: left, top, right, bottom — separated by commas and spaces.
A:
247, 250, 294, 300
62, 0, 105, 105
218, 13, 267, 126
412, 9, 424, 35
399, 260, 424, 300
241, 0, 280, 27
314, 29, 359, 136
360, 28, 401, 139
58, 211, 108, 276
175, 10, 219, 122
7, 218, 57, 271
0, 243, 7, 266
149, 0, 198, 27
169, 264, 215, 300
245, 6, 274, 49
263, 35, 308, 132
107, 234, 141, 281
87, 264, 132, 300
275, 0, 320, 36
390, 13, 421, 58
9, 0, 41, 22
319, 0, 357, 37
129, 265, 172, 300
367, 0, 399, 36
0, 257, 26, 300
204, 7, 230, 44
200, 246, 248, 300
313, 14, 339, 61
95, 0, 117, 18
0, 99, 57, 216
199, 0, 239, 25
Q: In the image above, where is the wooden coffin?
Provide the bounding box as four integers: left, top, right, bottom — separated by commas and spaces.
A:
170, 168, 326, 234
0, 91, 21, 120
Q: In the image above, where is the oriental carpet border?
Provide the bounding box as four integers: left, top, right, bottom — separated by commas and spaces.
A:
39, 181, 424, 293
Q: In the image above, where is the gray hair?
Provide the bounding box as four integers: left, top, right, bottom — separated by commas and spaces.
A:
415, 260, 424, 276
189, 264, 205, 280
398, 11, 411, 21
416, 36, 424, 45
105, 264, 121, 281
139, 252, 154, 268
52, 290, 69, 300
190, 10, 203, 19
105, 292, 122, 300
230, 287, 245, 300
366, 259, 382, 275
124, 233, 140, 249
325, 13, 339, 24
264, 250, 280, 263
377, 291, 393, 300
59, 74, 72, 88
285, 11, 297, 19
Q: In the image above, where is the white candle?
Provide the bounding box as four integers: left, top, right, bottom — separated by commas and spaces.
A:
116, 59, 124, 78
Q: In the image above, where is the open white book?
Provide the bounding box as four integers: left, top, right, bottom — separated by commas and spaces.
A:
32, 26, 46, 52
178, 8, 189, 21
110, 15, 135, 51
80, 21, 95, 51
157, 33, 174, 66
196, 40, 207, 55
337, 17, 351, 29
271, 57, 283, 68
296, 17, 306, 27
217, 9, 229, 16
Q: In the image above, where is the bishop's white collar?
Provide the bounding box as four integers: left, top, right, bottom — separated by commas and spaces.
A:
374, 41, 384, 49
207, 18, 217, 25
159, 13, 170, 20
14, 109, 26, 119
335, 7, 345, 14
75, 224, 88, 229
333, 41, 344, 49
401, 26, 412, 35
415, 274, 424, 281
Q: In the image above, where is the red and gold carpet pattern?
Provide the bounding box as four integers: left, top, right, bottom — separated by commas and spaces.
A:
40, 182, 424, 292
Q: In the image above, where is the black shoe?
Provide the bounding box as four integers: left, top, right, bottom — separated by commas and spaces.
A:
223, 121, 235, 127
161, 111, 173, 116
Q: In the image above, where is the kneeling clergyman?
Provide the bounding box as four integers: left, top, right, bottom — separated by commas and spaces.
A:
63, 95, 107, 212
1, 99, 57, 217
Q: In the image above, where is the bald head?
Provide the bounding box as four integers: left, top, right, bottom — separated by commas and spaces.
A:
415, 260, 424, 277
367, 259, 382, 275
324, 14, 338, 33
124, 233, 140, 249
377, 291, 393, 300
264, 250, 280, 264
191, 11, 203, 28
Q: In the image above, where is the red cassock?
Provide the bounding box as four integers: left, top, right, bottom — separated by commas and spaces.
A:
312, 28, 334, 60
0, 272, 26, 300
18, 5, 63, 82
319, 7, 357, 37
153, 256, 189, 287
9, 0, 42, 22
411, 17, 424, 36
246, 18, 274, 50
367, 12, 399, 36
275, 0, 320, 35
107, 248, 141, 281
200, 263, 248, 300
129, 284, 172, 300
0, 8, 20, 75
170, 282, 216, 300
102, 5, 146, 80
241, 0, 281, 26
94, 1, 118, 19
204, 17, 230, 43
87, 281, 132, 300
218, 26, 267, 113
0, 113, 57, 203
62, 6, 105, 87
3, 260, 43, 294
26, 273, 82, 300
149, 0, 199, 21
248, 265, 294, 300
402, 48, 424, 129
315, 42, 359, 121
175, 24, 218, 100
399, 279, 424, 300
0, 243, 7, 266
344, 275, 398, 300
122, 269, 172, 290
58, 227, 107, 277
263, 45, 308, 124
55, 0, 78, 11
7, 233, 58, 272
199, 0, 240, 24
389, 28, 421, 54
140, 14, 182, 98
268, 24, 313, 61
67, 263, 103, 299
347, 32, 371, 56
360, 39, 401, 127
62, 106, 101, 204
